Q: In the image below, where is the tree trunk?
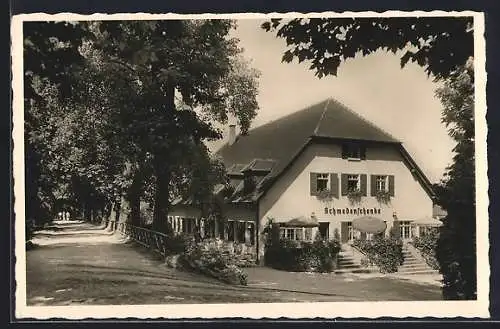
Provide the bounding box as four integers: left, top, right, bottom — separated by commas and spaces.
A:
127, 170, 143, 226
114, 196, 121, 222
153, 170, 171, 232
151, 82, 175, 232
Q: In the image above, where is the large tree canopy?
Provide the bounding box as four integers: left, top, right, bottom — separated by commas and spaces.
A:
23, 20, 260, 233
262, 17, 473, 79
433, 62, 475, 300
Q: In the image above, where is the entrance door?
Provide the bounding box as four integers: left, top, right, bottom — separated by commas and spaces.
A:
319, 222, 329, 240
399, 220, 412, 241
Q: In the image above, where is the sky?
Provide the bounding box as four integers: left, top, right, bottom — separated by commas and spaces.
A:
208, 19, 456, 184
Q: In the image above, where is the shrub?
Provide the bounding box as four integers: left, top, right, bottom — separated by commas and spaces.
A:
164, 234, 195, 255
352, 236, 404, 273
264, 238, 341, 272
412, 229, 440, 270
180, 241, 248, 285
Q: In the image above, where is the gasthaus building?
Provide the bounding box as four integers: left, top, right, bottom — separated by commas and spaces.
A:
167, 98, 442, 263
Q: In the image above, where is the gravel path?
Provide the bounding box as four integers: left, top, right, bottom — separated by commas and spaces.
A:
26, 221, 442, 305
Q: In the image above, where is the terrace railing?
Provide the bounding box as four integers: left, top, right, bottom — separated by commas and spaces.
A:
116, 222, 170, 256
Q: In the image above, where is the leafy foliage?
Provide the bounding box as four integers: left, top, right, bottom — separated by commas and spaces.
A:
179, 239, 249, 285
374, 190, 392, 205
347, 189, 363, 205
433, 63, 476, 300
353, 236, 404, 273
262, 17, 473, 80
23, 20, 260, 235
316, 189, 333, 201
412, 229, 440, 270
263, 16, 476, 299
265, 238, 341, 272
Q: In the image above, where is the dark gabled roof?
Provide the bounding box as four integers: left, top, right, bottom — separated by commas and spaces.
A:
241, 159, 276, 173
214, 98, 434, 203
217, 98, 399, 181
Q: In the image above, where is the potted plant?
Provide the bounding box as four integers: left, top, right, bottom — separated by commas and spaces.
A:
374, 190, 391, 205
347, 189, 363, 205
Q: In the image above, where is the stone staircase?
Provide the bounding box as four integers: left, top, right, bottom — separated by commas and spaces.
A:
398, 245, 439, 275
335, 245, 374, 274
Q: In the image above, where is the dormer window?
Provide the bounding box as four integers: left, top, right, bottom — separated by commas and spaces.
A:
347, 146, 361, 159
342, 143, 366, 160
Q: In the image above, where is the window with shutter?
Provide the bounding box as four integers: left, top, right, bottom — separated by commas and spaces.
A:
310, 173, 318, 196
347, 174, 360, 192
341, 174, 349, 196
370, 175, 377, 196
316, 173, 329, 192
360, 174, 367, 196
330, 173, 339, 198
388, 175, 395, 196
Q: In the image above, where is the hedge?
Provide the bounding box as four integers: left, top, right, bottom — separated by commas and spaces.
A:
265, 238, 341, 272
353, 236, 404, 273
411, 229, 440, 270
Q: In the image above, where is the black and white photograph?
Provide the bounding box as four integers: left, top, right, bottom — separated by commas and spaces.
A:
12, 11, 488, 319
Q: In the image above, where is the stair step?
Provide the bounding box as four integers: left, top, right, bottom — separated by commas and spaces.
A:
335, 268, 374, 274
339, 264, 361, 269
403, 260, 422, 265
400, 264, 430, 269
398, 270, 439, 275
401, 266, 429, 271
338, 259, 357, 263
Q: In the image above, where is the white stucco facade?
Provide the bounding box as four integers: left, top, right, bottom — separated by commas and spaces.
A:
168, 140, 434, 262
257, 141, 434, 254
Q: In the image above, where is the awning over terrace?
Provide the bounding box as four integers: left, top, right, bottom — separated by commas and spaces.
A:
352, 216, 387, 234
280, 215, 320, 228
412, 217, 443, 227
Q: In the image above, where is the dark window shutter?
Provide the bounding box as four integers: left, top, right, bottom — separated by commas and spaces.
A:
360, 174, 367, 196
392, 220, 400, 238
370, 175, 377, 196
310, 173, 318, 196
341, 174, 349, 196
341, 144, 348, 159
388, 175, 395, 196
360, 145, 367, 160
341, 222, 348, 243
330, 173, 339, 198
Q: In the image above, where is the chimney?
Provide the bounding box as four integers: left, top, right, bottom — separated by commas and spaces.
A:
228, 124, 236, 145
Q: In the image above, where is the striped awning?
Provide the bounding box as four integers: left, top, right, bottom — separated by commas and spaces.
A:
352, 216, 387, 234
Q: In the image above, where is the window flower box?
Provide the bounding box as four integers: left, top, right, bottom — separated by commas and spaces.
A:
374, 190, 392, 205
347, 189, 363, 205
316, 189, 334, 202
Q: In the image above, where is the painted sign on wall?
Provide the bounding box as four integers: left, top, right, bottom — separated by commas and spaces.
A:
323, 207, 382, 216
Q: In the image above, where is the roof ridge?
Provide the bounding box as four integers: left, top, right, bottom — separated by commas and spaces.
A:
313, 98, 331, 136
327, 98, 400, 142
244, 99, 330, 134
